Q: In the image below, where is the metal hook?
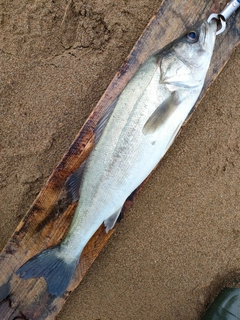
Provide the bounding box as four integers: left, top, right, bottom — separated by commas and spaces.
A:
207, 0, 240, 35
207, 13, 226, 35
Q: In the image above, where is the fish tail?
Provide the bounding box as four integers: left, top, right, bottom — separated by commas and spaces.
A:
16, 245, 80, 297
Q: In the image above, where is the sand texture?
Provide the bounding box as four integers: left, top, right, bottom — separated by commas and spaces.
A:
1, 0, 240, 319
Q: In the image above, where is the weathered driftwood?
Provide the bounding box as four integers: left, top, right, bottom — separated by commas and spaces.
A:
0, 0, 240, 319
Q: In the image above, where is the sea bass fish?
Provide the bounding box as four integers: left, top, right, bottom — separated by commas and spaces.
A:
17, 20, 217, 296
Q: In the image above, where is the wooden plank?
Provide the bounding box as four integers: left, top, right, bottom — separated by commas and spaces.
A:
0, 0, 240, 319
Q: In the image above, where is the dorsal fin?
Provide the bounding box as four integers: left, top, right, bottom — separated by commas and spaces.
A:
65, 97, 119, 202
94, 97, 118, 143
65, 161, 86, 202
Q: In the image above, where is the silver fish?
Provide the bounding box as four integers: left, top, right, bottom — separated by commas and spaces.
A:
17, 20, 217, 296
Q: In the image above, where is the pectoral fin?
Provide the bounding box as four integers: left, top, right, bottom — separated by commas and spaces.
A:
142, 91, 181, 135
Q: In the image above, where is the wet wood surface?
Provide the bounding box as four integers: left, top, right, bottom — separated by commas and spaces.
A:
0, 0, 240, 319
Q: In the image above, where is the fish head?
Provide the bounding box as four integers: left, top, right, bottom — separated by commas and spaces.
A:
174, 20, 217, 78
160, 20, 217, 88
175, 20, 216, 67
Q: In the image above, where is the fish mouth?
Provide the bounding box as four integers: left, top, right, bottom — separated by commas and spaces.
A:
202, 19, 217, 47
201, 20, 207, 46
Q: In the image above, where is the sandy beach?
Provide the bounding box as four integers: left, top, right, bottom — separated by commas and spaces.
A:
1, 1, 240, 319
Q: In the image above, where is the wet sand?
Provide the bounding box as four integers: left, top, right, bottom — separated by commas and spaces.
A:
1, 1, 240, 319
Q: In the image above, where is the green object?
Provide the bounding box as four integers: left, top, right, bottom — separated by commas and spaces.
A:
202, 288, 240, 320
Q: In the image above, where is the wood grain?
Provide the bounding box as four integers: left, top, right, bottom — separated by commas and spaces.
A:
0, 0, 240, 319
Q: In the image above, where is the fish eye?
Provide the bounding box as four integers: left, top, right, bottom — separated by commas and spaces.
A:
186, 31, 198, 43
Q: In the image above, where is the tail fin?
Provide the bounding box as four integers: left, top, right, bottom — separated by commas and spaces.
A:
16, 246, 79, 297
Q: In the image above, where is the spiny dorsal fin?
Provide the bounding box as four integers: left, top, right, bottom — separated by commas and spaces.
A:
65, 97, 119, 202
94, 97, 119, 144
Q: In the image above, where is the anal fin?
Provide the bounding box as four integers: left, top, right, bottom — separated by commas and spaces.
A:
104, 207, 123, 233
